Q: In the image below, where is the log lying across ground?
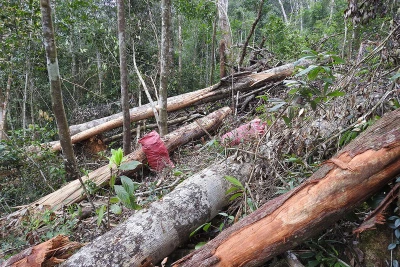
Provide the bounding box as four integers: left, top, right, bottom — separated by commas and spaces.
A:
61, 157, 253, 267
47, 59, 310, 151
23, 107, 231, 212
173, 108, 400, 266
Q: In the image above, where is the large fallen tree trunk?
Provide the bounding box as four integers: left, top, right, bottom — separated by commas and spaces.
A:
61, 157, 253, 267
172, 108, 400, 266
23, 107, 231, 212
43, 60, 310, 151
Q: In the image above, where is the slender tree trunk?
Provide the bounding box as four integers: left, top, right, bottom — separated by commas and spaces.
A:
96, 49, 103, 94
117, 0, 131, 154
70, 33, 77, 96
159, 0, 172, 137
210, 17, 217, 85
0, 73, 12, 141
217, 0, 232, 78
178, 14, 183, 88
238, 0, 265, 67
328, 0, 335, 23
278, 0, 289, 24
23, 59, 30, 137
40, 0, 78, 181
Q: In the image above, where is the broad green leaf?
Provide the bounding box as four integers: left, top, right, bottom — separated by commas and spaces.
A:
119, 161, 141, 171
114, 185, 130, 206
327, 90, 346, 97
110, 204, 122, 214
288, 88, 299, 95
388, 243, 397, 250
395, 218, 400, 228
282, 116, 291, 126
120, 176, 135, 195
131, 202, 142, 210
267, 102, 286, 112
307, 66, 322, 80
219, 212, 228, 217
173, 170, 183, 176
224, 176, 244, 189
190, 223, 208, 237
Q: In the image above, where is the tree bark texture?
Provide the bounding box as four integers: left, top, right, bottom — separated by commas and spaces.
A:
40, 0, 78, 181
217, 0, 231, 78
159, 0, 172, 137
0, 73, 11, 140
25, 107, 231, 212
61, 157, 252, 267
117, 0, 131, 154
173, 108, 400, 267
49, 59, 311, 152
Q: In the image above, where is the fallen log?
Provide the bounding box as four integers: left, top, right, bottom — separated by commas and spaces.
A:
61, 157, 253, 267
18, 107, 231, 212
173, 108, 400, 266
45, 59, 310, 152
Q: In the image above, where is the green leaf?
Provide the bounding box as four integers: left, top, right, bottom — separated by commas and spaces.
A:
395, 229, 400, 239
114, 185, 130, 206
109, 175, 116, 188
110, 196, 120, 204
229, 193, 243, 201
295, 65, 319, 77
268, 102, 286, 112
173, 170, 183, 176
120, 176, 135, 195
327, 90, 345, 97
331, 55, 345, 64
388, 243, 397, 250
225, 187, 240, 195
131, 202, 142, 210
119, 161, 141, 171
219, 212, 228, 217
224, 176, 244, 189
190, 223, 209, 237
307, 66, 322, 80
96, 205, 105, 226
202, 222, 211, 232
395, 218, 400, 228
288, 88, 299, 95
282, 116, 291, 126
110, 204, 122, 214
195, 242, 207, 250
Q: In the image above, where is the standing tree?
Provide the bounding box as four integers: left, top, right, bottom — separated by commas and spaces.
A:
216, 0, 231, 78
117, 0, 131, 154
159, 0, 172, 137
40, 0, 78, 181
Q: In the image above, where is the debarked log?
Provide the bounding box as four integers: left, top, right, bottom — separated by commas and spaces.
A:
61, 157, 253, 267
173, 108, 400, 267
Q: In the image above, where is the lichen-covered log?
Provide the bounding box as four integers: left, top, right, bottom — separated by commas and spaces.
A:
23, 107, 231, 212
46, 59, 310, 152
61, 157, 252, 267
173, 108, 400, 267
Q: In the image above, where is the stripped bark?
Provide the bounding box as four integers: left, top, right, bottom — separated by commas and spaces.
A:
173, 108, 400, 266
23, 107, 231, 212
61, 157, 252, 267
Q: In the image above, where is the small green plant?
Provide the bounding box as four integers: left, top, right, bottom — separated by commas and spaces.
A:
224, 176, 257, 213
97, 148, 141, 227
299, 239, 350, 267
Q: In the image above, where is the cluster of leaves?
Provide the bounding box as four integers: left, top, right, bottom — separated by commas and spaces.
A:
96, 148, 141, 227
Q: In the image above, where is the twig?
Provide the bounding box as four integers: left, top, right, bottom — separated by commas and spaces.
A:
135, 177, 182, 196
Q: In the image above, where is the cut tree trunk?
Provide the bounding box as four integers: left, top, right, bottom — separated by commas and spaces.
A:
64, 59, 310, 140
22, 107, 231, 212
61, 157, 253, 267
173, 108, 400, 267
